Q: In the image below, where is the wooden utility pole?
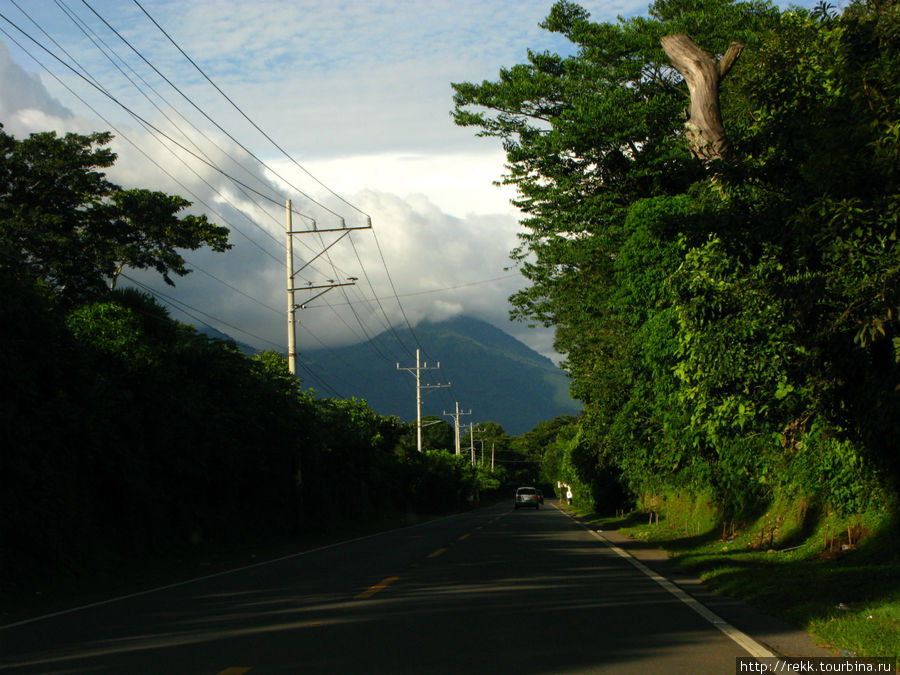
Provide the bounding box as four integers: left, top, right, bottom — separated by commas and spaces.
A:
661, 34, 744, 166
397, 349, 449, 452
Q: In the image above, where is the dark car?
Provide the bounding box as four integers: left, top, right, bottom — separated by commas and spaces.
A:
514, 486, 541, 509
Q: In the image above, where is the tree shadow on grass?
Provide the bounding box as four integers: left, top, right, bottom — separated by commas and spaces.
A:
577, 503, 900, 657
666, 509, 900, 656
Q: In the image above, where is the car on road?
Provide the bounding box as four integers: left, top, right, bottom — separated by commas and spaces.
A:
514, 486, 541, 510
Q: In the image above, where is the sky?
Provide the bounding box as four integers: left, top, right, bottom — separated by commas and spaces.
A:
0, 0, 823, 394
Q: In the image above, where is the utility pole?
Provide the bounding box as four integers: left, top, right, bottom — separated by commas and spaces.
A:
286, 200, 297, 375
285, 199, 369, 375
443, 402, 471, 456
397, 349, 449, 453
467, 425, 485, 467
471, 431, 485, 467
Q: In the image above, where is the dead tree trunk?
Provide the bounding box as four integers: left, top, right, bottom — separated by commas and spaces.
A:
661, 34, 744, 166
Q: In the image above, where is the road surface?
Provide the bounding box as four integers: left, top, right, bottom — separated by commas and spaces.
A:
1, 501, 805, 673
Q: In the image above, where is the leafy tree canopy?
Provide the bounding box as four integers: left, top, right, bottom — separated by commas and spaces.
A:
0, 126, 230, 303
453, 0, 899, 515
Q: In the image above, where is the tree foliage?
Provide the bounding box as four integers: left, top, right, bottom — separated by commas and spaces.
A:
0, 126, 230, 303
0, 125, 491, 593
453, 0, 899, 517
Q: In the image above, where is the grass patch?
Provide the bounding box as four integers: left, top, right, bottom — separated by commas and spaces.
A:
585, 492, 900, 659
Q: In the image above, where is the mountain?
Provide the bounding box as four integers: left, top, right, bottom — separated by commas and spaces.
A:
301, 316, 581, 435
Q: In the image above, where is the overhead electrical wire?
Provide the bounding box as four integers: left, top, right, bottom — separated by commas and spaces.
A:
120, 273, 283, 351
3, 3, 366, 294
181, 260, 375, 395
3, 3, 466, 410
54, 0, 287, 251
120, 272, 346, 398
0, 9, 322, 224
0, 16, 293, 272
80, 0, 348, 227
54, 0, 330, 258
0, 15, 369, 390
131, 0, 371, 220
64, 0, 393, 360
124, 0, 432, 363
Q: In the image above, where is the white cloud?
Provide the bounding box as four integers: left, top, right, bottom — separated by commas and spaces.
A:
0, 39, 73, 133
11, 0, 752, 366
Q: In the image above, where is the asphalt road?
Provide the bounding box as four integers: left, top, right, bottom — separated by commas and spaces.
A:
2, 501, 799, 673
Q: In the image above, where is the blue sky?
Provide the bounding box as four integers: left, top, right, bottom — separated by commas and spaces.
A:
1, 0, 826, 378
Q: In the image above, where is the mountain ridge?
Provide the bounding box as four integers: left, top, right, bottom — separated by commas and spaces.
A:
302, 315, 581, 435
197, 316, 580, 435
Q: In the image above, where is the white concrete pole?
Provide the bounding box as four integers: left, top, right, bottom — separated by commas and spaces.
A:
415, 349, 422, 453
286, 199, 297, 376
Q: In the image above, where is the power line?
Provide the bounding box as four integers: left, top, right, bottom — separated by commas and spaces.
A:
123, 0, 431, 366
120, 272, 284, 351
2, 4, 447, 397
81, 0, 347, 226
0, 8, 319, 223
0, 15, 291, 272
120, 273, 345, 398
54, 0, 289, 251
3, 3, 363, 298
131, 0, 370, 220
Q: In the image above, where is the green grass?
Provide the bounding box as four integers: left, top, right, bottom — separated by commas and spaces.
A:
573, 495, 900, 659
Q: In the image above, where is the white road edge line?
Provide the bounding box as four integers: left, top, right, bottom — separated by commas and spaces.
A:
1, 507, 495, 631
556, 505, 775, 659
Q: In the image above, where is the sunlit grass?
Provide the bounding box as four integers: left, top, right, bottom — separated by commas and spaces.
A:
572, 495, 899, 659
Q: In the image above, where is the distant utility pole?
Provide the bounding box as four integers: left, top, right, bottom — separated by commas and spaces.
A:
443, 402, 471, 456
478, 439, 485, 466
470, 427, 485, 467
285, 199, 369, 375
397, 349, 450, 453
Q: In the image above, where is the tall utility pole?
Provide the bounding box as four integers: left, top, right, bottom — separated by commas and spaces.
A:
285, 199, 369, 375
286, 200, 297, 374
397, 349, 449, 453
443, 402, 471, 456
467, 425, 485, 466
469, 427, 485, 466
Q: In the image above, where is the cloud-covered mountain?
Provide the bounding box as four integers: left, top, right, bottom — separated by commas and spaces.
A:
300, 315, 580, 435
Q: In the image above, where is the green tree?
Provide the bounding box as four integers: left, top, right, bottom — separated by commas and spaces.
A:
421, 416, 454, 452
453, 0, 899, 515
0, 126, 230, 302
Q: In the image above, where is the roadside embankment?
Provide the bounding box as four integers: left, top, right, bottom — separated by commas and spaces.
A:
569, 491, 899, 660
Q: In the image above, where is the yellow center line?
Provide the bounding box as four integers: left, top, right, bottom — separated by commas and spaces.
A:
427, 547, 448, 558
457, 533, 470, 541
354, 576, 399, 600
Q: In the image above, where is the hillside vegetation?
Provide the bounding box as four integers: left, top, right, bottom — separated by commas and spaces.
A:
0, 126, 518, 603
303, 315, 581, 435
453, 0, 899, 656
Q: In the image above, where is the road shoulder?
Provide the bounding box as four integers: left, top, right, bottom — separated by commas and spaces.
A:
556, 504, 836, 659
